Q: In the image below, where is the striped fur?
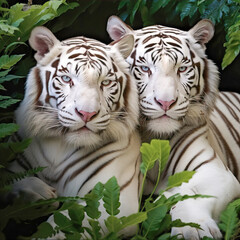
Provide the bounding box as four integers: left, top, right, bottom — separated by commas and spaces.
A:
107, 16, 240, 239
10, 26, 141, 237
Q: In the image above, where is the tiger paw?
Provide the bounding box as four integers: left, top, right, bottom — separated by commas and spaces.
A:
171, 219, 222, 239
9, 177, 58, 208
170, 200, 222, 240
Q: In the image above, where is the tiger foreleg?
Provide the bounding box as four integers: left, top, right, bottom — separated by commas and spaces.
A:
6, 177, 58, 209
167, 160, 240, 239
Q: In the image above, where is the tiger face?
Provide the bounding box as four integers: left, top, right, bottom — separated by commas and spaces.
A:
107, 17, 219, 137
18, 27, 138, 147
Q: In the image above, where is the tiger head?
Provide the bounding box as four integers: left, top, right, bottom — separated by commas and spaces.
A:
107, 16, 219, 138
17, 26, 138, 147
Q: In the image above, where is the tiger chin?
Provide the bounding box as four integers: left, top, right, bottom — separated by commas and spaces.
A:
107, 16, 240, 240
10, 26, 142, 238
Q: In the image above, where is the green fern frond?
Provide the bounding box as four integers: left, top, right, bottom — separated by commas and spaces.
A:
0, 166, 46, 188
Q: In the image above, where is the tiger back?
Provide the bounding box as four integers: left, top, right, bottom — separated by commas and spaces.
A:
107, 16, 240, 239
10, 26, 141, 237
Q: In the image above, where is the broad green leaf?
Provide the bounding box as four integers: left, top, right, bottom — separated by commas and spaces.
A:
120, 212, 147, 229
154, 214, 172, 236
140, 141, 160, 174
48, 0, 63, 13
167, 171, 195, 190
103, 176, 120, 216
83, 182, 104, 219
140, 139, 170, 174
68, 203, 84, 226
92, 181, 104, 198
0, 54, 24, 70
88, 219, 101, 240
54, 212, 73, 231
105, 215, 122, 233
84, 192, 101, 219
158, 140, 170, 172
36, 13, 55, 25
142, 205, 168, 237
58, 201, 77, 211
157, 233, 171, 240
8, 4, 30, 26
0, 123, 19, 139
30, 222, 55, 239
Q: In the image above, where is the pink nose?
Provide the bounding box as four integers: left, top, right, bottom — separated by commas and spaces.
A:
75, 109, 97, 122
156, 99, 176, 111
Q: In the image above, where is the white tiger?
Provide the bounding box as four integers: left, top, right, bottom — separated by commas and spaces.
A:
9, 26, 142, 237
107, 16, 240, 239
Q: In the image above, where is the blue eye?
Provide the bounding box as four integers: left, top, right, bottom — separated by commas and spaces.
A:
61, 75, 71, 83
178, 66, 188, 73
140, 66, 150, 72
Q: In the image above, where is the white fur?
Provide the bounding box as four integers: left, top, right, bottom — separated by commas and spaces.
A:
107, 16, 240, 240
10, 26, 142, 238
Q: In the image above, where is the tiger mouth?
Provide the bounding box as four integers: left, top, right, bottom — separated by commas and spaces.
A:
143, 114, 173, 121
69, 126, 93, 133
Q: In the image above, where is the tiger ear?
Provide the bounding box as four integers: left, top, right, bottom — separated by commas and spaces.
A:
29, 26, 60, 62
189, 19, 214, 45
113, 34, 134, 59
107, 15, 133, 41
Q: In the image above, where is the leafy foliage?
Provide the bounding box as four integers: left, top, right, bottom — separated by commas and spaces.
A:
219, 198, 240, 240
0, 135, 207, 239
103, 176, 121, 216
0, 1, 239, 239
118, 0, 240, 69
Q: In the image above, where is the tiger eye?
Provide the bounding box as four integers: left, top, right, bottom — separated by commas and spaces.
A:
178, 66, 188, 73
61, 75, 72, 83
101, 80, 112, 86
140, 66, 150, 72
